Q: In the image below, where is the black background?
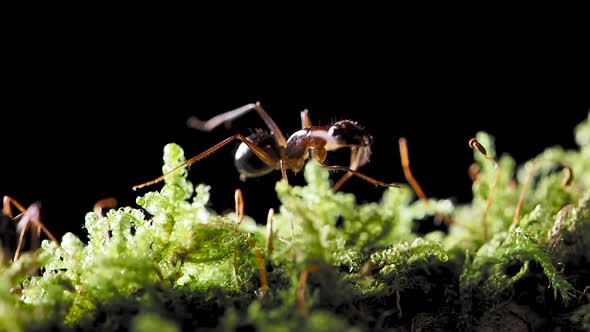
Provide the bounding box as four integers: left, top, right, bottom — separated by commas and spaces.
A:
3, 25, 589, 241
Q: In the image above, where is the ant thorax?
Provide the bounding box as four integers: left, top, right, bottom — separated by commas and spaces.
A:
285, 129, 311, 160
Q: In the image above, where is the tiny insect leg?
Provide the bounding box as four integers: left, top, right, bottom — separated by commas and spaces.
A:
187, 103, 258, 132
133, 134, 282, 190
188, 102, 288, 148
253, 102, 290, 183
331, 146, 368, 192
14, 203, 41, 261
316, 160, 400, 188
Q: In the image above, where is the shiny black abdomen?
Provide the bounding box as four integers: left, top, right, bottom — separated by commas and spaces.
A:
234, 131, 280, 178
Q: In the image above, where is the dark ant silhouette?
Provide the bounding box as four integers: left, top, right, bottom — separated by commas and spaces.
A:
1, 196, 59, 262
133, 102, 399, 192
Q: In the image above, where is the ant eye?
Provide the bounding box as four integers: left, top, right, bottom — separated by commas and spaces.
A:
328, 126, 342, 137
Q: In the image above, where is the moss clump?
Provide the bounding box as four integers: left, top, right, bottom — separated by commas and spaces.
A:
1, 113, 589, 331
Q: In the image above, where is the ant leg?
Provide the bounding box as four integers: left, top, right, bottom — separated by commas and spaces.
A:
234, 189, 244, 225
1, 201, 19, 261
253, 102, 288, 147
187, 103, 258, 132
188, 102, 288, 148
3, 195, 27, 218
279, 159, 289, 184
316, 160, 401, 188
133, 134, 282, 190
14, 202, 40, 261
251, 102, 290, 183
398, 138, 458, 226
331, 146, 373, 192
331, 151, 357, 192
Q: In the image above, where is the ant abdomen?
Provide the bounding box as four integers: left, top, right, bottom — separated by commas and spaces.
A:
234, 130, 280, 180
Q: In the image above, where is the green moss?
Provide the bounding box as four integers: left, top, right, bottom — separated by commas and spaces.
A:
1, 113, 589, 331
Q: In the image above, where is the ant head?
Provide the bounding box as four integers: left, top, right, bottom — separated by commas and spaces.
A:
328, 120, 373, 147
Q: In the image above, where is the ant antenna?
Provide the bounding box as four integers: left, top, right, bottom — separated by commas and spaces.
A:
317, 162, 401, 189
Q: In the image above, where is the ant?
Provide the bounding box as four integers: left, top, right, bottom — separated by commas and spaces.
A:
133, 102, 399, 192
1, 196, 59, 262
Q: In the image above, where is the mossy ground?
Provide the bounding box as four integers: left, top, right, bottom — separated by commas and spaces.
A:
1, 113, 589, 332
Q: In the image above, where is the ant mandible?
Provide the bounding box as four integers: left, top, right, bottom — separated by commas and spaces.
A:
133, 102, 399, 192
